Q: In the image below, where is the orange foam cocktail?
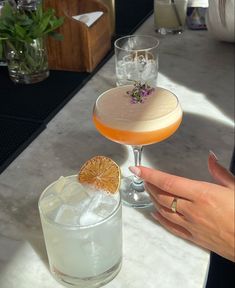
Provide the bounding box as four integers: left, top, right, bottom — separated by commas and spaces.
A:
93, 86, 182, 146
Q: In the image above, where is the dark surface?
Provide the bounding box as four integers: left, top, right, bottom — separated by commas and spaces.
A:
0, 1, 153, 173
115, 0, 154, 36
206, 252, 235, 288
0, 116, 45, 173
0, 67, 90, 122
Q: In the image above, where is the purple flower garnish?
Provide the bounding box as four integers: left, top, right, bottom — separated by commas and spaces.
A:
127, 81, 154, 104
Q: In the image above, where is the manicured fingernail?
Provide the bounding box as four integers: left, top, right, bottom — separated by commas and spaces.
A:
209, 150, 218, 161
151, 212, 159, 222
128, 166, 141, 177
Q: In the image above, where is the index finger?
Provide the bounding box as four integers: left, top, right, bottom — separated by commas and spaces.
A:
133, 166, 202, 201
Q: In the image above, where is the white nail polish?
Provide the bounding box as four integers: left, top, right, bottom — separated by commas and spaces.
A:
209, 150, 218, 161
128, 166, 141, 177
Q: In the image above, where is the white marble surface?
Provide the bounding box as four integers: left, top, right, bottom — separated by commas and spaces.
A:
0, 15, 234, 288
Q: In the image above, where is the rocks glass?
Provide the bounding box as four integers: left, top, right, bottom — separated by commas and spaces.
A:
38, 175, 122, 287
114, 35, 159, 87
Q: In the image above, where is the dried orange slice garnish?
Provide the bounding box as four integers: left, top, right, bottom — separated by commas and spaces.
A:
78, 156, 120, 194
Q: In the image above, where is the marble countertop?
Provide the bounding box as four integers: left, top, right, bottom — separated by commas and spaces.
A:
0, 15, 234, 288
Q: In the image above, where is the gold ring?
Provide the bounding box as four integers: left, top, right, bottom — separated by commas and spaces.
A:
171, 198, 178, 213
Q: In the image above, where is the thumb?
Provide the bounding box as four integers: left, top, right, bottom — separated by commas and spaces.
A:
208, 151, 234, 189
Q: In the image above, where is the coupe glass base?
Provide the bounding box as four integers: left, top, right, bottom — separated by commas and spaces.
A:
120, 176, 153, 208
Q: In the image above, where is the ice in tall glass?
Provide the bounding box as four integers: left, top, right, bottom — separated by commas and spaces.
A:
38, 176, 122, 287
154, 0, 188, 35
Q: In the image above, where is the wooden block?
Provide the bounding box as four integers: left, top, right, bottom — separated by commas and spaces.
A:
44, 0, 111, 72
98, 0, 115, 35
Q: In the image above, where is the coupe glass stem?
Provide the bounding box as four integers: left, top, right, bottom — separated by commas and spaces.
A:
131, 146, 144, 190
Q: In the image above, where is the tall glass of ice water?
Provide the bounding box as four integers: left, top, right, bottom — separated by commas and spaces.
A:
38, 175, 122, 288
154, 0, 188, 35
114, 35, 159, 87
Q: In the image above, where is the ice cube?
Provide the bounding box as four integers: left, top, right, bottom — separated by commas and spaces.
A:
79, 191, 118, 226
55, 204, 80, 225
54, 176, 67, 194
116, 59, 136, 82
142, 60, 157, 81
123, 54, 134, 63
79, 211, 103, 226
40, 193, 63, 219
136, 54, 147, 72
94, 192, 118, 218
79, 193, 103, 225
56, 178, 89, 205
76, 196, 92, 215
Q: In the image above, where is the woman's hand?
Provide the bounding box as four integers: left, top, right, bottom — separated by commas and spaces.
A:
129, 152, 235, 262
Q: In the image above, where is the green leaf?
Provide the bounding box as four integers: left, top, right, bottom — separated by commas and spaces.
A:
0, 3, 64, 41
14, 23, 26, 38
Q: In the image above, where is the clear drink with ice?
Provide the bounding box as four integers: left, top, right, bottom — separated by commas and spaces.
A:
116, 54, 158, 87
114, 35, 159, 87
38, 175, 122, 287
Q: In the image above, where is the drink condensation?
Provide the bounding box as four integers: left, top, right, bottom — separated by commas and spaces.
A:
114, 35, 159, 87
39, 176, 122, 288
116, 56, 158, 87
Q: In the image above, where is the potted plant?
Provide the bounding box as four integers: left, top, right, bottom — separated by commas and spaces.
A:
0, 2, 63, 84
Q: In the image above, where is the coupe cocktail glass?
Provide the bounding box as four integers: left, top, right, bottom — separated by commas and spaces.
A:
93, 85, 183, 208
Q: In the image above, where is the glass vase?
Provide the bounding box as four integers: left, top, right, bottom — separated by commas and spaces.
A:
17, 0, 41, 11
5, 37, 49, 84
